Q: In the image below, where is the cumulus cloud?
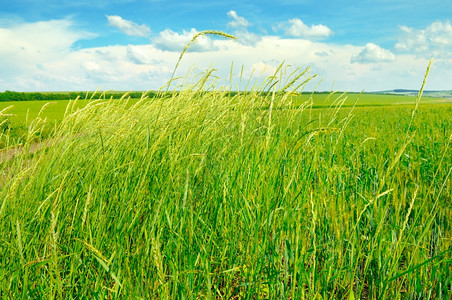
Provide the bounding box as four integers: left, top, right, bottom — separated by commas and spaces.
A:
127, 45, 152, 64
0, 19, 93, 76
106, 15, 151, 37
152, 28, 218, 52
1, 19, 449, 93
0, 19, 174, 91
171, 37, 433, 91
127, 45, 163, 65
233, 30, 261, 46
252, 61, 278, 76
315, 51, 329, 57
0, 19, 89, 55
351, 43, 396, 64
277, 18, 333, 39
81, 61, 101, 72
227, 10, 250, 28
225, 11, 260, 46
395, 20, 452, 59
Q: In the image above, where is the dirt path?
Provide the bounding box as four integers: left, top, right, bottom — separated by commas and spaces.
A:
0, 138, 62, 186
0, 138, 57, 163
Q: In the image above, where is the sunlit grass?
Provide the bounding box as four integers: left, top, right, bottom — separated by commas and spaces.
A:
0, 63, 451, 298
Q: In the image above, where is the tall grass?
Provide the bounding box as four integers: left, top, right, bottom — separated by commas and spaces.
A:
0, 63, 451, 299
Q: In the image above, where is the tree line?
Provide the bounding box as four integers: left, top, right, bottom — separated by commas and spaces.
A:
0, 90, 157, 102
0, 90, 336, 102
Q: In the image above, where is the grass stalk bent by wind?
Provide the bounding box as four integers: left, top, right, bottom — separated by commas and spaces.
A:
166, 30, 237, 92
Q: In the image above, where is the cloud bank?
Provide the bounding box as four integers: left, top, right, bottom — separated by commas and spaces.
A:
396, 20, 452, 59
0, 15, 451, 92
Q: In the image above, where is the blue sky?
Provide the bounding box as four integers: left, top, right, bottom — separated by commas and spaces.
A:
1, 0, 451, 91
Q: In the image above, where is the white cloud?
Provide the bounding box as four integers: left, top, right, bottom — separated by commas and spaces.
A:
231, 30, 261, 46
315, 51, 329, 57
0, 19, 93, 77
227, 10, 250, 28
152, 28, 218, 52
395, 20, 452, 59
351, 43, 396, 64
225, 11, 260, 46
277, 18, 333, 39
252, 61, 278, 76
41, 45, 175, 91
0, 19, 89, 57
0, 19, 449, 93
169, 37, 436, 91
127, 45, 157, 65
81, 61, 101, 72
106, 15, 150, 37
0, 19, 173, 91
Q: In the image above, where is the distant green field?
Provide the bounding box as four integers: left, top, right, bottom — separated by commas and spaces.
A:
1, 100, 72, 123
0, 100, 86, 147
0, 92, 448, 149
0, 98, 141, 147
294, 92, 448, 107
0, 92, 447, 123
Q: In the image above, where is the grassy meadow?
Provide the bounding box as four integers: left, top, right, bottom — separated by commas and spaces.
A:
0, 66, 451, 298
0, 91, 447, 149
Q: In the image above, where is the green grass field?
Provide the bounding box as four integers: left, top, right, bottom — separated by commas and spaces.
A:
0, 92, 448, 149
0, 92, 447, 123
0, 96, 139, 148
296, 92, 450, 107
0, 68, 451, 298
0, 100, 77, 148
